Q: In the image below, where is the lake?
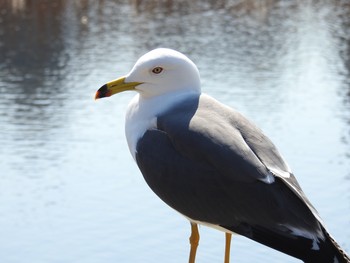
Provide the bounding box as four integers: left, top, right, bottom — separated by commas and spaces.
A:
0, 0, 349, 262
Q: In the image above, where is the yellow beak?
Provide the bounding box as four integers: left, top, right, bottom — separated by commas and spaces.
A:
95, 76, 142, 100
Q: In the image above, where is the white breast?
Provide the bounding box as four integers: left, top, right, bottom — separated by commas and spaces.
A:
125, 91, 200, 160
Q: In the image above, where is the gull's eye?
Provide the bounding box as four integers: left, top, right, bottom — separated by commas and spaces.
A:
152, 67, 163, 74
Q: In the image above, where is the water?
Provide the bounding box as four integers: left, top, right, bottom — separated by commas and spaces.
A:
0, 0, 349, 262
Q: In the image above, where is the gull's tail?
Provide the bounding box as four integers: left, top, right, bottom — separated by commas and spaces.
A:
303, 227, 349, 263
224, 223, 349, 263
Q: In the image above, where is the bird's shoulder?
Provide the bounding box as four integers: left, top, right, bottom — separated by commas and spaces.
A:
156, 94, 290, 183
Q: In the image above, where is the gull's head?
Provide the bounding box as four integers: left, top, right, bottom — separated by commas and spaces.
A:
95, 48, 201, 99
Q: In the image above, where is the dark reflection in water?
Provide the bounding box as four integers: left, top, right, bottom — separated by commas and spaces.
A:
0, 1, 349, 263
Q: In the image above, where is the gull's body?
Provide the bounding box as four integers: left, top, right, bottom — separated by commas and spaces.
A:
96, 48, 349, 263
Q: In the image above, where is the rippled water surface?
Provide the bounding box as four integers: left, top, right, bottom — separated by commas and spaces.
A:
0, 1, 349, 262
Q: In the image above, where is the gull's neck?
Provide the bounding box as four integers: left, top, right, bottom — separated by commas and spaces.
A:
125, 90, 200, 160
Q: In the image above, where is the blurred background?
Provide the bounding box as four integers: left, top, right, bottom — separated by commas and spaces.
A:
0, 0, 349, 262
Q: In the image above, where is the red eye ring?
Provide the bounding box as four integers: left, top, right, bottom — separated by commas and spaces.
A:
152, 67, 163, 74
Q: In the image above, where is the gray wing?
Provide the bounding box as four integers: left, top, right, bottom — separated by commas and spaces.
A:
135, 94, 324, 251
161, 94, 321, 218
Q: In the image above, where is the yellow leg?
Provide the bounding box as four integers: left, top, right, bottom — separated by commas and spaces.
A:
189, 222, 199, 263
224, 232, 232, 263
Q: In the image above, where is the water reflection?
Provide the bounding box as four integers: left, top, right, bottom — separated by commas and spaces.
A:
0, 1, 349, 263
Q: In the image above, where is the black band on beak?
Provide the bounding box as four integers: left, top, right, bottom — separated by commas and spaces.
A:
95, 84, 111, 100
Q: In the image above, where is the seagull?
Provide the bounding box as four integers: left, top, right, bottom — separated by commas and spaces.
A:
95, 48, 349, 263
